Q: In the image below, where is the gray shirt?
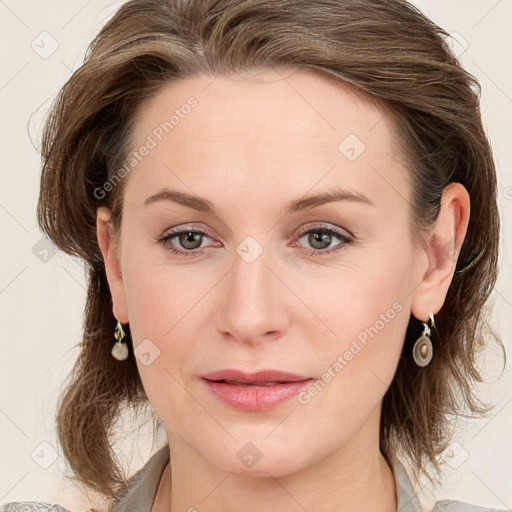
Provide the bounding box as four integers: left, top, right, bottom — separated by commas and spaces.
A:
2, 445, 510, 511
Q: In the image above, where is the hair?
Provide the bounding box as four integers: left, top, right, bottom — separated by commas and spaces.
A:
37, 0, 504, 507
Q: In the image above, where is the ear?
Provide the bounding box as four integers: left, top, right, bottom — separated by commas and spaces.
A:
410, 182, 470, 322
96, 206, 129, 324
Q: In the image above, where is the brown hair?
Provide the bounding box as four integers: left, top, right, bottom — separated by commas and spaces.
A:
37, 0, 504, 506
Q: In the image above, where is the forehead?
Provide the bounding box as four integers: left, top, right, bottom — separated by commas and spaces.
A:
124, 68, 409, 211
134, 68, 392, 142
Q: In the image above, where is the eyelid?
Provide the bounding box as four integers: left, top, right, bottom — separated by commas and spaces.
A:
164, 223, 216, 238
295, 222, 353, 239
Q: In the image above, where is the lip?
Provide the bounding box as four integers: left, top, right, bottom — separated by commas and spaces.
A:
202, 369, 313, 411
202, 368, 311, 384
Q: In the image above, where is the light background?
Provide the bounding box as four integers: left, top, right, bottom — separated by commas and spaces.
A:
0, 0, 511, 510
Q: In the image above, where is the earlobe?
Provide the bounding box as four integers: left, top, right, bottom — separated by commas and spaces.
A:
410, 182, 470, 322
96, 206, 129, 323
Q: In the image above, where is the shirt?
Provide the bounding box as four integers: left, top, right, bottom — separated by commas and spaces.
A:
2, 445, 510, 511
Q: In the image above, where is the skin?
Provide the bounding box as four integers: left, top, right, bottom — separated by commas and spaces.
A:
96, 68, 470, 512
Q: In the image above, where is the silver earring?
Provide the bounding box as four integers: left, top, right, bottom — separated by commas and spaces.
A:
112, 321, 129, 361
412, 312, 434, 367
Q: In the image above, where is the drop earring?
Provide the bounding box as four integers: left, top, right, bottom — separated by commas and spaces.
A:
412, 312, 435, 367
112, 321, 129, 361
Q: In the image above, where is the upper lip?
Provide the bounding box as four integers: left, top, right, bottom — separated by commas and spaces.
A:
202, 369, 312, 384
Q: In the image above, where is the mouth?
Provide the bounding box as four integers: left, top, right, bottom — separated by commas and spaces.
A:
202, 368, 311, 384
208, 380, 292, 386
201, 369, 313, 411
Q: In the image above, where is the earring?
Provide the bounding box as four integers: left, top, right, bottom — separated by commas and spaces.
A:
412, 312, 435, 367
111, 321, 129, 361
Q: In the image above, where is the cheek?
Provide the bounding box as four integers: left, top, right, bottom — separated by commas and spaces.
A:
122, 256, 207, 338
301, 244, 415, 390
292, 276, 410, 445
120, 257, 214, 396
308, 244, 413, 331
121, 265, 198, 419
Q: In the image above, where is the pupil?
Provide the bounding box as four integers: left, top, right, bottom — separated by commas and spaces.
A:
180, 232, 201, 249
309, 232, 331, 249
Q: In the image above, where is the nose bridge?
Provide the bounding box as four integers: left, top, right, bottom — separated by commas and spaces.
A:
215, 239, 288, 343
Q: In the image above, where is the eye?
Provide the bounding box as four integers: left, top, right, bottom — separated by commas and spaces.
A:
157, 227, 214, 257
294, 224, 353, 256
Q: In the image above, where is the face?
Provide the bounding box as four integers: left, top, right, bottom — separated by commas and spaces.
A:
102, 68, 429, 476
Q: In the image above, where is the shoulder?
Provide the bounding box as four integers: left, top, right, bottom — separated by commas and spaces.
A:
391, 456, 511, 512
1, 501, 72, 511
2, 446, 170, 512
110, 444, 170, 511
432, 499, 512, 512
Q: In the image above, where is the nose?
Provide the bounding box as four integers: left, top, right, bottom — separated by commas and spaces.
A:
214, 246, 290, 345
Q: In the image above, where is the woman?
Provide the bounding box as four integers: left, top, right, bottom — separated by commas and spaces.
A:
2, 0, 509, 511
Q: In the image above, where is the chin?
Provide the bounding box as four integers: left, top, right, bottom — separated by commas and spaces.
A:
196, 433, 320, 478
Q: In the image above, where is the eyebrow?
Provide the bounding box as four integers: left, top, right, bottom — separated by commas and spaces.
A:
143, 186, 374, 215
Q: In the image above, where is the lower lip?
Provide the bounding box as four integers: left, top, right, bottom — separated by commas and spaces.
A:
202, 379, 312, 411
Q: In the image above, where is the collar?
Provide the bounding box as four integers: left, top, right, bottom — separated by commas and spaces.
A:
391, 456, 423, 512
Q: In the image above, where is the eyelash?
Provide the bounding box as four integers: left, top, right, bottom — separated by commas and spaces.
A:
156, 224, 353, 258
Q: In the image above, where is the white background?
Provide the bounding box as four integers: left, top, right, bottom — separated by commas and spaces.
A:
0, 0, 511, 510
